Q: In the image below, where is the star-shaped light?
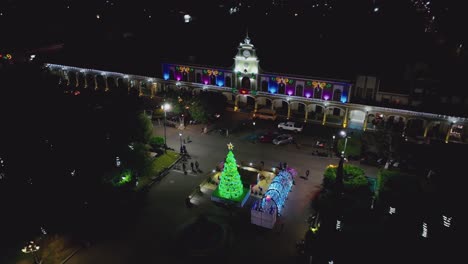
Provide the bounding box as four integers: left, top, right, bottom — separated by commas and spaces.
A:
227, 142, 234, 150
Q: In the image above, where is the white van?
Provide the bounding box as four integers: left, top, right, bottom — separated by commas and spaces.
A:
252, 109, 277, 121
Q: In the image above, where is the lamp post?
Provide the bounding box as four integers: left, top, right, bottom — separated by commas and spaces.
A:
22, 241, 40, 264
339, 130, 349, 158
332, 135, 336, 154
161, 103, 171, 153
179, 133, 183, 152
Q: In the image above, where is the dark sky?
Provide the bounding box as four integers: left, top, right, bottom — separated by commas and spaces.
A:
1, 0, 466, 82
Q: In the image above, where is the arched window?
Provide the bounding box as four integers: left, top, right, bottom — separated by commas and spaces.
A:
169, 70, 175, 80
333, 89, 342, 101
225, 76, 232, 87
210, 75, 216, 85
189, 71, 195, 82
315, 105, 323, 114
278, 83, 285, 94
296, 85, 303, 97
261, 80, 269, 92
314, 88, 322, 99
196, 73, 202, 83
182, 72, 188, 82
241, 77, 251, 90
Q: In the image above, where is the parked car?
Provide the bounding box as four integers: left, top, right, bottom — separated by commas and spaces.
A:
259, 131, 279, 143
278, 121, 303, 133
272, 134, 294, 145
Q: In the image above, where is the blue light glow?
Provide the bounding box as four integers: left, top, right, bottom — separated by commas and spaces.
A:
252, 170, 293, 215
217, 81, 224, 87
340, 95, 347, 103
163, 73, 169, 80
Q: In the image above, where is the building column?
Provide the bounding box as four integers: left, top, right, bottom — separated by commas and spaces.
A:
271, 100, 275, 110
304, 110, 308, 123
362, 111, 369, 131
75, 73, 79, 87
104, 76, 109, 92
287, 103, 291, 120
150, 83, 155, 98
322, 108, 328, 125
423, 121, 431, 138
94, 75, 98, 90
138, 80, 143, 96
254, 101, 258, 113
342, 108, 349, 128
445, 122, 453, 143
234, 95, 239, 111
66, 72, 70, 86
84, 74, 88, 88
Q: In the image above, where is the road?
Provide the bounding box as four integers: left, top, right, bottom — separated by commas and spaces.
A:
68, 112, 380, 262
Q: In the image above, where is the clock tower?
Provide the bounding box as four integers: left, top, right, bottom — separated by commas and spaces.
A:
234, 33, 259, 92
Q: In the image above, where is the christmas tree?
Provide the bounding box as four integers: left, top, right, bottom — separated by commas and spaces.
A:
218, 143, 244, 199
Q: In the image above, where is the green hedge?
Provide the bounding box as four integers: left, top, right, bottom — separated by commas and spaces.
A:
323, 164, 367, 193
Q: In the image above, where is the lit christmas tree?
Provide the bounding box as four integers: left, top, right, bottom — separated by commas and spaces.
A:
218, 143, 244, 199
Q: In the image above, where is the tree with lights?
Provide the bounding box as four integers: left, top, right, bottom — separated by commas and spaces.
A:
218, 143, 244, 199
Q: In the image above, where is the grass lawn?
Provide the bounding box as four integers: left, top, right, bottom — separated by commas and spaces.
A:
136, 150, 180, 191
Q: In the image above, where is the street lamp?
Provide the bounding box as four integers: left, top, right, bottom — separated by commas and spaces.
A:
179, 133, 183, 152
339, 130, 350, 158
332, 135, 336, 153
161, 103, 171, 153
22, 241, 40, 264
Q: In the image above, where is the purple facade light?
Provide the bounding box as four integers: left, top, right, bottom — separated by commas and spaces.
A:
323, 95, 330, 100
305, 93, 311, 98
287, 90, 293, 96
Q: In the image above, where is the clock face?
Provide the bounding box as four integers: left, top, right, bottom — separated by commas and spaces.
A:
243, 50, 251, 57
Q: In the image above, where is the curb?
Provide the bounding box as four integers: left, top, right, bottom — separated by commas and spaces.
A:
60, 246, 82, 264
147, 155, 183, 188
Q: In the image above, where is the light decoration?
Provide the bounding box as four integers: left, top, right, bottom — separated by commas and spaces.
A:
0, 53, 12, 60
217, 143, 244, 199
323, 95, 330, 100
422, 222, 428, 238
203, 69, 222, 76
307, 80, 331, 89
305, 93, 311, 98
117, 170, 132, 186
336, 220, 342, 231
22, 241, 40, 254
272, 76, 294, 85
163, 73, 169, 80
389, 206, 396, 215
176, 66, 194, 73
442, 215, 452, 228
252, 169, 294, 216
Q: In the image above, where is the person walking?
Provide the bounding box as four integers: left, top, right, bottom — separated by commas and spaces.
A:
182, 162, 186, 172
195, 160, 199, 170
306, 169, 310, 178
190, 162, 194, 172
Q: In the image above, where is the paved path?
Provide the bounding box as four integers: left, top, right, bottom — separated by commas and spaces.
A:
68, 119, 381, 262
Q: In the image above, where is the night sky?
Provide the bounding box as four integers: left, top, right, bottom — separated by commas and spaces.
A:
1, 0, 466, 85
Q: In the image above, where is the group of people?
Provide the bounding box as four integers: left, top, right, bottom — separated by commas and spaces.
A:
181, 160, 200, 173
